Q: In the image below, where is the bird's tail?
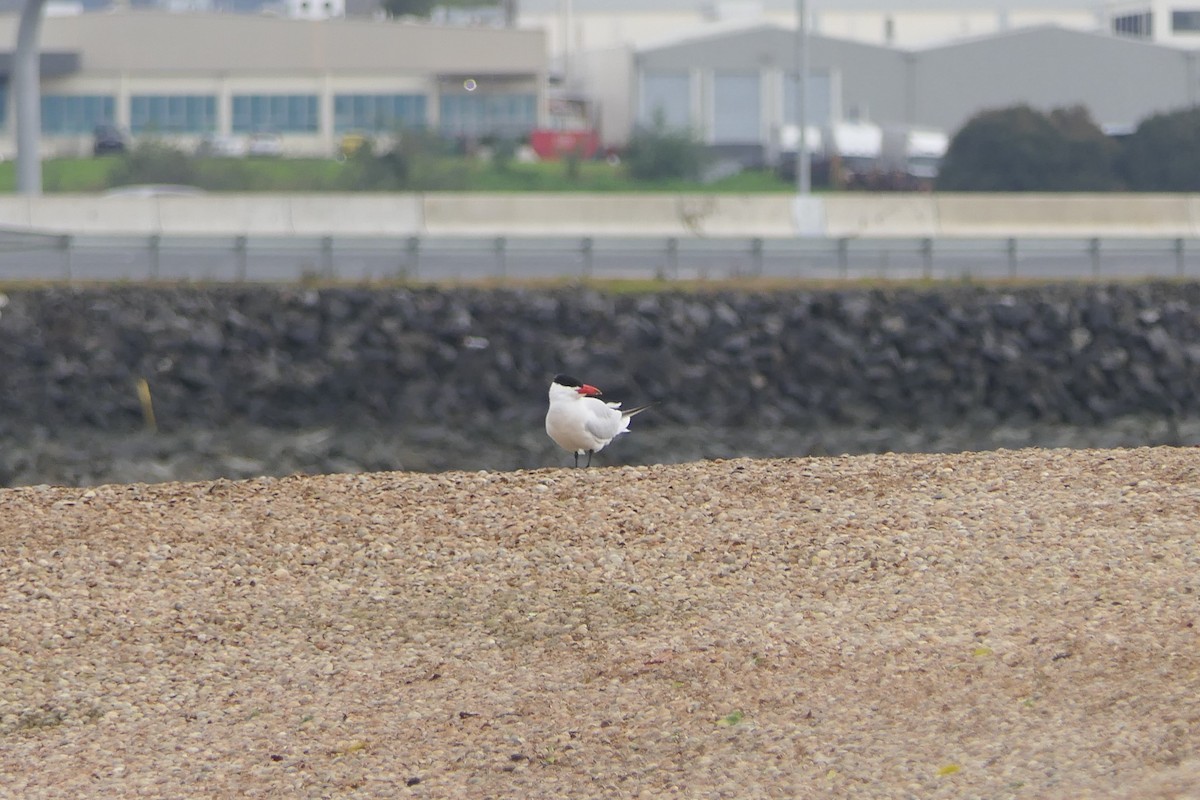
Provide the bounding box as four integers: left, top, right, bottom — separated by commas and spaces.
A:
621, 403, 654, 419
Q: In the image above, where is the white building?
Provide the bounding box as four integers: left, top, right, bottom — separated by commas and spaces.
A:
0, 10, 546, 157
1107, 0, 1200, 46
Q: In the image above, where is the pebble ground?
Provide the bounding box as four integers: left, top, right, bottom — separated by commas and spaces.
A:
2, 447, 1199, 798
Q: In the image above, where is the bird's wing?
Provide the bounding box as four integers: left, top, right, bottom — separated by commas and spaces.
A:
582, 401, 623, 442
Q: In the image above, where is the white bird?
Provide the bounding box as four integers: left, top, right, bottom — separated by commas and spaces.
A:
545, 374, 652, 467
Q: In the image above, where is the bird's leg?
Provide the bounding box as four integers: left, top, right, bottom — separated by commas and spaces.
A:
574, 452, 580, 468
586, 450, 593, 468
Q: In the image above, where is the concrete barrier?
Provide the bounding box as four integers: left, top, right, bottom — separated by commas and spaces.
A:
821, 194, 938, 238
0, 197, 34, 229
156, 195, 294, 235
422, 193, 689, 237
157, 194, 422, 236
1189, 196, 1200, 238
0, 192, 1199, 240
0, 194, 425, 237
674, 195, 797, 238
936, 193, 1197, 238
287, 194, 422, 236
25, 196, 160, 235
422, 193, 800, 238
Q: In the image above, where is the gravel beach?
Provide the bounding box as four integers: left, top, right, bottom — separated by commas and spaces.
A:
2, 447, 1198, 798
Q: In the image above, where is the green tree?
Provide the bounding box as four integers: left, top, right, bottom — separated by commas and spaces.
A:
937, 104, 1119, 191
1118, 107, 1200, 191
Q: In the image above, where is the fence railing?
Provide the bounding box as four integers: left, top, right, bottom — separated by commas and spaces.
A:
0, 232, 1197, 283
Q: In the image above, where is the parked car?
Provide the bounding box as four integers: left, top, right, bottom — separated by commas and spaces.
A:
339, 132, 367, 158
247, 130, 283, 157
93, 124, 127, 156
196, 134, 248, 158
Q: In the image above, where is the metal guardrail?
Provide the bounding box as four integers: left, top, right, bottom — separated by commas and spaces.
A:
0, 232, 1197, 283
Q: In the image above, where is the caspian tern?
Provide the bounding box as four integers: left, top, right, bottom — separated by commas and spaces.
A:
545, 374, 652, 467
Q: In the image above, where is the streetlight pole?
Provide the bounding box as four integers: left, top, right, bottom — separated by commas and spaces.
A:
15, 0, 48, 196
795, 0, 810, 195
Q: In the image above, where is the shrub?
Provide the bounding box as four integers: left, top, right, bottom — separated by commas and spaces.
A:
335, 129, 468, 191
108, 139, 198, 187
937, 105, 1119, 191
623, 114, 707, 182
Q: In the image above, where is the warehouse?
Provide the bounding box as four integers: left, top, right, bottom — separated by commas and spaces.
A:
579, 20, 1200, 159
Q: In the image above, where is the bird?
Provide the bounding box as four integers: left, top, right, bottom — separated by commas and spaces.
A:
545, 374, 652, 467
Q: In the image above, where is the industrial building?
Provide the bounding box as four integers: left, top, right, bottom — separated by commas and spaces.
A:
578, 20, 1200, 161
0, 10, 546, 158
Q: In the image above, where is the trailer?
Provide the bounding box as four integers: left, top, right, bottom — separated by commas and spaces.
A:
822, 121, 884, 188
882, 126, 949, 188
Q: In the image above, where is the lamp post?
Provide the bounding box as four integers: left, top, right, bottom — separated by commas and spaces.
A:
795, 0, 810, 195
15, 0, 48, 196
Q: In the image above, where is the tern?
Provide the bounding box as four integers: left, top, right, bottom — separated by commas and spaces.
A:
545, 374, 652, 467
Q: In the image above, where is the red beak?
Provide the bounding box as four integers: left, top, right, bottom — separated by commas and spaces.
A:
577, 384, 602, 397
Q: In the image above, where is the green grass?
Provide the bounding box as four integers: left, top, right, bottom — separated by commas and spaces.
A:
0, 153, 800, 194
0, 156, 351, 193
464, 158, 798, 192
466, 158, 634, 191
192, 157, 347, 191
0, 158, 117, 192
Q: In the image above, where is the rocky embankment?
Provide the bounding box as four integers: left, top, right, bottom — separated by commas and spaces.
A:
1, 282, 1198, 485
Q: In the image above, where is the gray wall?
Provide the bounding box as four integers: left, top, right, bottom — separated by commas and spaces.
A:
631, 26, 906, 148
912, 27, 1199, 132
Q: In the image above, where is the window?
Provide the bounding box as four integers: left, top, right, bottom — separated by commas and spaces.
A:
639, 72, 690, 129
1113, 11, 1153, 37
1172, 9, 1200, 31
438, 93, 536, 138
333, 93, 427, 133
130, 95, 216, 134
231, 94, 319, 133
712, 72, 760, 143
41, 94, 115, 134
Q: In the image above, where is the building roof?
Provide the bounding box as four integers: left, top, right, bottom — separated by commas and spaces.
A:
0, 10, 544, 74
914, 19, 1169, 54
519, 0, 1103, 12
